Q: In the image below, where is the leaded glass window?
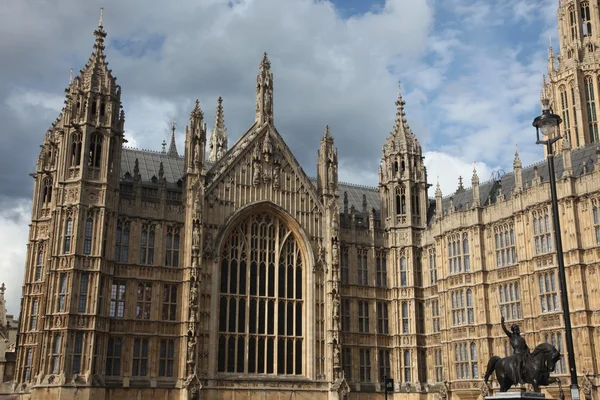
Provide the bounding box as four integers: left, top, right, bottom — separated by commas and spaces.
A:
217, 212, 304, 375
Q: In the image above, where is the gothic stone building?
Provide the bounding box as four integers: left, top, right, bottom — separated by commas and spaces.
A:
10, 3, 600, 400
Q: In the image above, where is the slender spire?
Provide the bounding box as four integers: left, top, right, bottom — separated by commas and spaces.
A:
513, 144, 522, 168
392, 81, 408, 136
167, 118, 179, 157
208, 97, 228, 163
435, 180, 442, 197
0, 283, 6, 332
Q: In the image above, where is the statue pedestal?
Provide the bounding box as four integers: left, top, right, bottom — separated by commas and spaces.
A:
486, 392, 546, 400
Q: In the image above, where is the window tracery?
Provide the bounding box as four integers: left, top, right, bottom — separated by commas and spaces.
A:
217, 212, 304, 375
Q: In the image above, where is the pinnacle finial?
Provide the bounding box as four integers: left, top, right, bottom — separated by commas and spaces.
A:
325, 125, 330, 138
69, 68, 73, 84
167, 117, 179, 157
161, 140, 167, 153
99, 7, 104, 27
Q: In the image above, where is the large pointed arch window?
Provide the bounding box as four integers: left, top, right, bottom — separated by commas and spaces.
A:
70, 132, 82, 167
585, 76, 598, 143
581, 2, 592, 36
217, 211, 304, 375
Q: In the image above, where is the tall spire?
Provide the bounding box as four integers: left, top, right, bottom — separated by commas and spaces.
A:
167, 118, 179, 157
392, 81, 409, 136
255, 52, 274, 125
209, 97, 228, 163
0, 283, 6, 334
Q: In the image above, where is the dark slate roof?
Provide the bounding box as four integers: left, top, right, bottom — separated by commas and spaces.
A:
120, 147, 383, 211
439, 144, 600, 213
121, 148, 185, 188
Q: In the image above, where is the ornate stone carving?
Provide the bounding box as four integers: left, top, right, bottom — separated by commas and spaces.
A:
202, 232, 214, 260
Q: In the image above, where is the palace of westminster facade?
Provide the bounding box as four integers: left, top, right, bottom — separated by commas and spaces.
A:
3, 1, 600, 399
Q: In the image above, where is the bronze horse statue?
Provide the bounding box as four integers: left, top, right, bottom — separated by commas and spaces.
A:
484, 342, 562, 392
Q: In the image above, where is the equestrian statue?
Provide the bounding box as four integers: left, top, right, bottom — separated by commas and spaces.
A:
484, 317, 562, 392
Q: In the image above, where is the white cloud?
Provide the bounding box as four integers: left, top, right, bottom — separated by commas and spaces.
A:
424, 151, 496, 196
0, 201, 31, 317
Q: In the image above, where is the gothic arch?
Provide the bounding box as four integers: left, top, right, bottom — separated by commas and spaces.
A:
212, 201, 315, 377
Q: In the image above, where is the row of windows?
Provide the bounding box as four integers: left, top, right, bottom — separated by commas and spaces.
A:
342, 348, 412, 383
340, 248, 388, 287
105, 337, 176, 377
68, 131, 115, 170
57, 217, 180, 267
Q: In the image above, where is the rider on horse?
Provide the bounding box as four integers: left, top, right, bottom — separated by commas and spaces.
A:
501, 316, 530, 384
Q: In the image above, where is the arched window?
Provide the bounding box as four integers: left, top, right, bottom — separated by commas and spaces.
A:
115, 221, 130, 263
140, 225, 155, 265
585, 77, 598, 143
581, 2, 592, 36
88, 132, 103, 168
402, 302, 409, 333
400, 256, 407, 286
51, 334, 62, 374
100, 102, 106, 116
29, 298, 39, 330
218, 211, 304, 375
412, 185, 420, 217
463, 233, 470, 272
63, 218, 73, 254
470, 342, 479, 378
91, 99, 97, 115
70, 132, 82, 167
35, 250, 43, 281
570, 82, 580, 147
403, 350, 411, 382
84, 217, 93, 255
559, 87, 572, 143
466, 289, 474, 324
42, 177, 52, 206
569, 6, 577, 40
166, 230, 180, 267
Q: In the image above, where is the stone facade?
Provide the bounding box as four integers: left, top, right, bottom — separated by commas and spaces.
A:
0, 284, 19, 394
8, 4, 600, 400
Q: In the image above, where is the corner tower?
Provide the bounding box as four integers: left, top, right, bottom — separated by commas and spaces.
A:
15, 10, 125, 394
378, 84, 429, 384
543, 0, 600, 150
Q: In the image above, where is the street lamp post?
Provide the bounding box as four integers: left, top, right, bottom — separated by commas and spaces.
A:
532, 99, 579, 400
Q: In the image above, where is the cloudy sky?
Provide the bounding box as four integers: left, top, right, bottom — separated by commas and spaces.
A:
0, 0, 557, 315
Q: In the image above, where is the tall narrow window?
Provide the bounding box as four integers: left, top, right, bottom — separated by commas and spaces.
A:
357, 248, 368, 285
63, 218, 73, 254
560, 87, 572, 143
217, 212, 304, 375
463, 233, 470, 272
42, 177, 52, 206
376, 251, 387, 287
378, 350, 391, 383
72, 332, 84, 374
114, 221, 129, 263
342, 299, 351, 332
57, 273, 67, 312
539, 272, 559, 313
83, 217, 93, 255
35, 250, 43, 281
570, 6, 577, 40
466, 289, 474, 324
132, 338, 149, 376
454, 342, 476, 379
428, 248, 437, 284
451, 290, 466, 326
136, 282, 152, 320
411, 185, 420, 219
402, 302, 410, 333
110, 281, 126, 318
105, 337, 122, 376
162, 284, 177, 321
23, 348, 33, 382
140, 225, 155, 265
70, 132, 82, 167
358, 301, 370, 333
88, 132, 103, 168
78, 273, 89, 313
533, 209, 553, 255
571, 83, 580, 147
165, 229, 180, 267
159, 339, 175, 377
585, 76, 599, 143
400, 255, 408, 286
546, 332, 565, 373
470, 343, 479, 378
51, 334, 62, 374
29, 298, 39, 330
432, 299, 440, 332
341, 246, 349, 284
343, 347, 352, 380
593, 199, 600, 244
403, 350, 412, 382
434, 349, 444, 382
582, 2, 592, 36
359, 349, 371, 382
377, 302, 389, 334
